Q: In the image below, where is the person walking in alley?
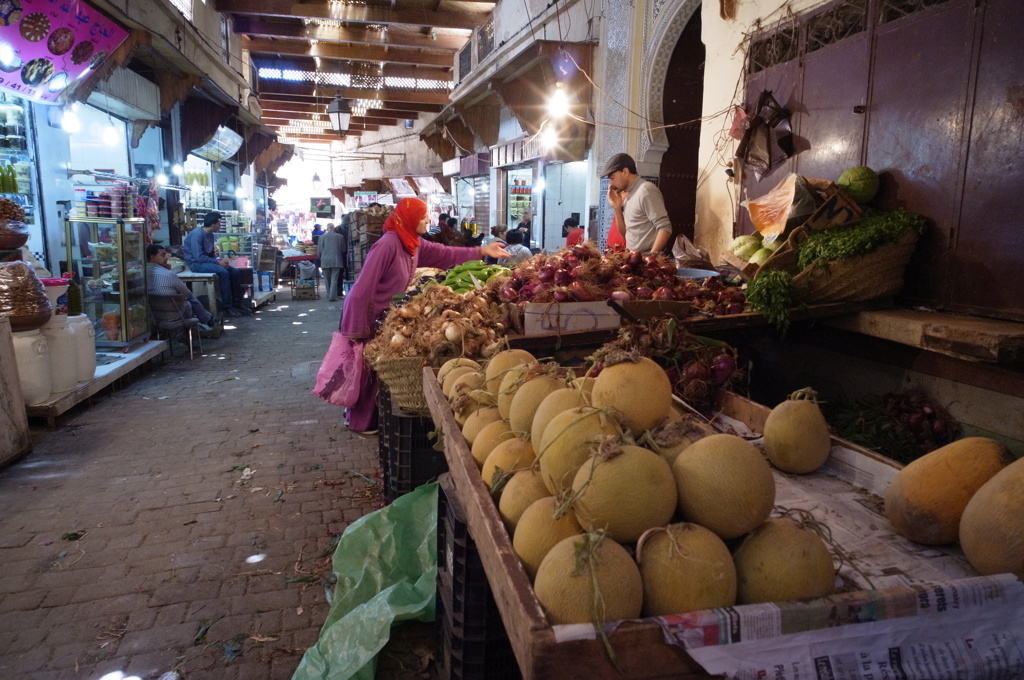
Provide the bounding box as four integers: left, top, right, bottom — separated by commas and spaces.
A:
183, 211, 252, 317
332, 198, 509, 434
601, 153, 672, 254
318, 223, 346, 302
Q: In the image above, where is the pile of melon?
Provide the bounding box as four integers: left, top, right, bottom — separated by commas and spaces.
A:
444, 351, 848, 627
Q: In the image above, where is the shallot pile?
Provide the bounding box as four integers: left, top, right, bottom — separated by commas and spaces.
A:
365, 283, 513, 365
495, 243, 749, 316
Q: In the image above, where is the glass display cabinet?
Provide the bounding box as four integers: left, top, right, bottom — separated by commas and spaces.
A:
65, 217, 149, 349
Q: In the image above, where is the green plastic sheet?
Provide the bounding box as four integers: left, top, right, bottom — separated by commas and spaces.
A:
292, 483, 438, 680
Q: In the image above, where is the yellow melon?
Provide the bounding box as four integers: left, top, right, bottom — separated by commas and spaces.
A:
637, 523, 737, 616
534, 532, 642, 625
498, 469, 550, 533
529, 387, 591, 447
591, 357, 672, 435
763, 394, 832, 474
508, 375, 566, 435
513, 496, 582, 580
481, 436, 535, 490
537, 407, 622, 495
733, 517, 836, 604
671, 434, 775, 540
884, 437, 1013, 545
959, 455, 1024, 578
470, 419, 512, 469
484, 349, 536, 394
461, 407, 502, 446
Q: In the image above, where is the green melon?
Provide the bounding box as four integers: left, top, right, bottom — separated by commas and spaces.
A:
748, 248, 773, 266
729, 235, 762, 261
837, 166, 880, 203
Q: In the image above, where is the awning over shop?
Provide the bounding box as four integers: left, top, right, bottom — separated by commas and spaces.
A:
254, 141, 295, 187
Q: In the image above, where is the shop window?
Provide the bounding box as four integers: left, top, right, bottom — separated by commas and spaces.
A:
478, 17, 495, 63
880, 0, 953, 23
807, 0, 867, 53
748, 24, 798, 74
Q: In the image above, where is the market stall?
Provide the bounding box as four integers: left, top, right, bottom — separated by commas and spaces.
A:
301, 172, 1023, 679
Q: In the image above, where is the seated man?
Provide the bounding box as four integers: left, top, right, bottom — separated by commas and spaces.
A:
182, 211, 251, 317
145, 244, 215, 331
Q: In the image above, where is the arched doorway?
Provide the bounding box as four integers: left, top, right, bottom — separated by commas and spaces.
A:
658, 11, 704, 245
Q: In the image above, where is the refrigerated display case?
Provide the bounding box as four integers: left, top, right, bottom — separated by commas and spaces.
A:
65, 217, 150, 349
0, 93, 41, 261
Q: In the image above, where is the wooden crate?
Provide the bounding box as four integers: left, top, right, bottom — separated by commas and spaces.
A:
422, 367, 984, 680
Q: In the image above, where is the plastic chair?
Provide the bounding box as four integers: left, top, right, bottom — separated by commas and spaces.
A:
148, 293, 202, 359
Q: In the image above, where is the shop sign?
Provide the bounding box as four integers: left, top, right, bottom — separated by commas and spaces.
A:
310, 196, 333, 217
490, 136, 543, 167
0, 0, 129, 104
353, 191, 377, 207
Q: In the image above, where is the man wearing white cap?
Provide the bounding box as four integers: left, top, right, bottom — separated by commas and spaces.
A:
601, 153, 672, 253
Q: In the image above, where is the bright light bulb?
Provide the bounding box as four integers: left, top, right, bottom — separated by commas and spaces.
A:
534, 178, 546, 194
156, 173, 168, 185
243, 199, 254, 211
191, 182, 201, 193
102, 124, 119, 145
60, 110, 80, 133
235, 186, 245, 198
547, 85, 570, 119
172, 164, 183, 175
540, 125, 558, 150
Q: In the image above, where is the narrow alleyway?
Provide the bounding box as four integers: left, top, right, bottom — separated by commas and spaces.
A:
0, 290, 434, 679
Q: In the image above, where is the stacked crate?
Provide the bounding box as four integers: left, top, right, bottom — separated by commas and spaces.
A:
350, 210, 385, 278
436, 473, 520, 680
376, 383, 448, 504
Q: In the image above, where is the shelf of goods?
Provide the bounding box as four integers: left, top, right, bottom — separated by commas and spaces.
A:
65, 217, 150, 349
421, 368, 1012, 680
72, 184, 139, 219
0, 95, 37, 228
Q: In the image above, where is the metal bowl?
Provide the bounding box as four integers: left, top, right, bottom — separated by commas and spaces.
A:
677, 268, 720, 279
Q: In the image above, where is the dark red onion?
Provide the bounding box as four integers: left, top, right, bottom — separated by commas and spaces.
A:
636, 286, 653, 300
661, 263, 678, 278
725, 302, 745, 315
626, 251, 643, 268
552, 289, 571, 303
644, 253, 661, 266
501, 285, 520, 302
536, 264, 556, 284
619, 263, 635, 275
607, 277, 624, 288
653, 286, 676, 301
519, 283, 547, 300
564, 254, 579, 269
571, 245, 592, 261
609, 289, 633, 302
644, 267, 662, 280
587, 362, 604, 378
554, 269, 573, 287
683, 361, 711, 382
625, 276, 643, 289
568, 281, 596, 302
709, 353, 736, 386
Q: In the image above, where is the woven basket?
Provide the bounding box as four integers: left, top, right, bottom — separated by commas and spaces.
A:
374, 356, 429, 412
790, 229, 921, 304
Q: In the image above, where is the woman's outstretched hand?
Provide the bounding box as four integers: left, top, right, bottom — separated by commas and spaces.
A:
479, 241, 511, 259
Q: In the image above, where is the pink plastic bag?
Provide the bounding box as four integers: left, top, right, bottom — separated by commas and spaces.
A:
312, 333, 364, 407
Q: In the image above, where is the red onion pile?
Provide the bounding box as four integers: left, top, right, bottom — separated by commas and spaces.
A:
497, 245, 748, 315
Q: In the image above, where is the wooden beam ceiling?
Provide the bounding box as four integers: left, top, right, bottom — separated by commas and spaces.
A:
258, 100, 426, 120
217, 0, 491, 31
250, 54, 453, 82
236, 17, 465, 51
258, 93, 443, 113
245, 36, 453, 68
257, 80, 450, 105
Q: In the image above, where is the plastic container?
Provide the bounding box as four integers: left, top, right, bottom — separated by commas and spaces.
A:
11, 328, 51, 405
39, 314, 78, 393
38, 277, 68, 314
67, 314, 96, 382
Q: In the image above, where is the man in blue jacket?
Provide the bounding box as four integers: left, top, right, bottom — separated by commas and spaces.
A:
182, 211, 252, 317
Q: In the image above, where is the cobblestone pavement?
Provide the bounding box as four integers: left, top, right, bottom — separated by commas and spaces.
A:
0, 290, 435, 680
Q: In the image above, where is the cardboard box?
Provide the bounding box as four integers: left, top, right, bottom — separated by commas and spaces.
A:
521, 301, 620, 335
292, 287, 317, 300
802, 177, 863, 232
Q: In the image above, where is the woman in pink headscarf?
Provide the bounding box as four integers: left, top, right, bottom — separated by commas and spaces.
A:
337, 198, 509, 434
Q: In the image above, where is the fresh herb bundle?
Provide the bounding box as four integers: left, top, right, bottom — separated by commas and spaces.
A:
797, 208, 927, 270
746, 268, 793, 334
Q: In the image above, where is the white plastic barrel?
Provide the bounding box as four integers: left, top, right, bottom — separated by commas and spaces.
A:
11, 329, 51, 405
39, 315, 79, 393
67, 314, 96, 382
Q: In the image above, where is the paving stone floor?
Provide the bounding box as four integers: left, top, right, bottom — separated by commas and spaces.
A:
0, 289, 436, 680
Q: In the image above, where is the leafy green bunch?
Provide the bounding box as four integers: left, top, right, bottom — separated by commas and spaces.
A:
797, 208, 926, 270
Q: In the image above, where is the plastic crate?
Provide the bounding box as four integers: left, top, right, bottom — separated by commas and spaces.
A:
436, 473, 520, 680
377, 383, 448, 503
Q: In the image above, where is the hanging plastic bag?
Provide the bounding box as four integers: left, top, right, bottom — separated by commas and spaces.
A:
741, 173, 820, 244
735, 91, 795, 182
312, 333, 365, 407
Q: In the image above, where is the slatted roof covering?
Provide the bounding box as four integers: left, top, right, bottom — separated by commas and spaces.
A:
219, 0, 493, 145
